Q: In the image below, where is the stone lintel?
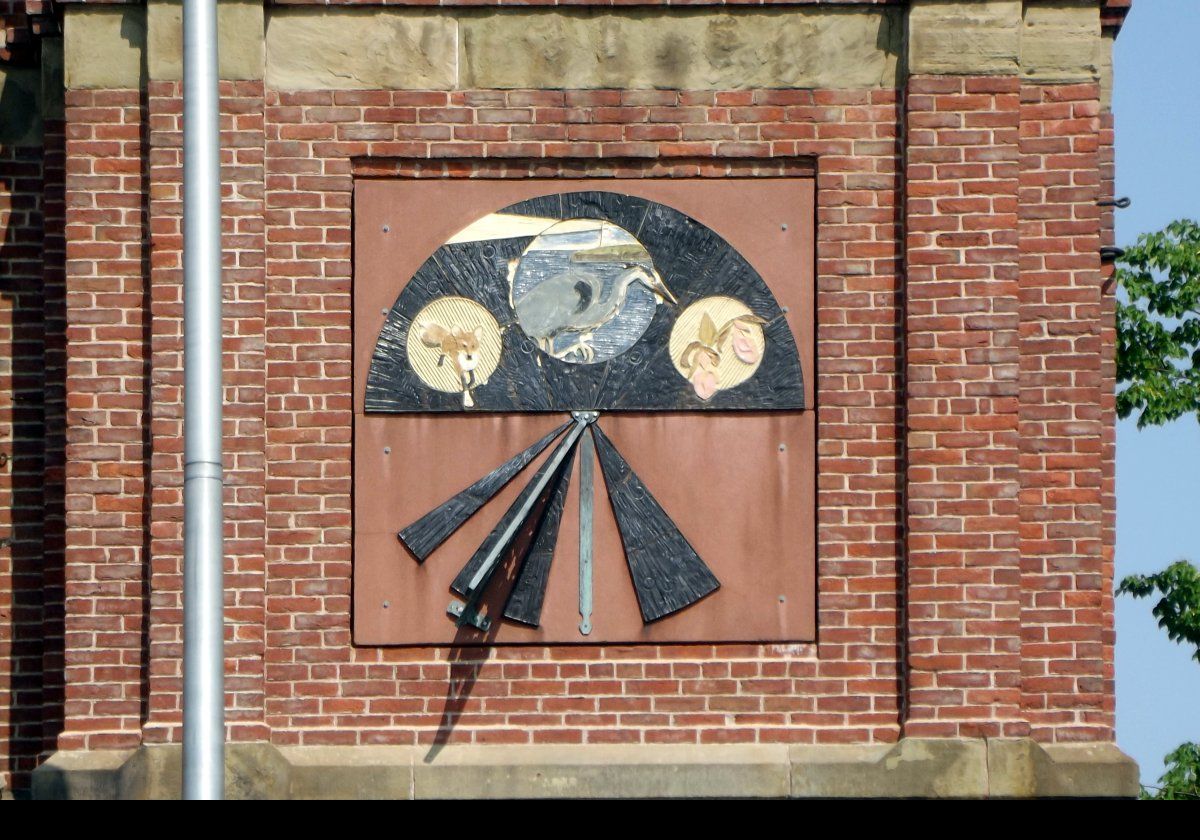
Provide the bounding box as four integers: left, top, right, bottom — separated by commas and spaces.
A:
458, 8, 903, 91
147, 0, 266, 82
58, 3, 1108, 94
264, 6, 902, 92
31, 738, 1139, 799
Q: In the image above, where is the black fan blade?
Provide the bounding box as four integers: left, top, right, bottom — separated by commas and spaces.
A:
450, 420, 586, 598
398, 421, 569, 561
503, 445, 576, 627
591, 425, 720, 623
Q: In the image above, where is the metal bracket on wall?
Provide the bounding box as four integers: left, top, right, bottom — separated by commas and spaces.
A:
447, 598, 491, 632
1100, 246, 1126, 264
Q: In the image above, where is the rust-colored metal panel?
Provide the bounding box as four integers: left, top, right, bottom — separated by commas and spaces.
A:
353, 177, 816, 645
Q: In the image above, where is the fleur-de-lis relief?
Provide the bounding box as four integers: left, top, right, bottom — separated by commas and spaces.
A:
680, 311, 768, 400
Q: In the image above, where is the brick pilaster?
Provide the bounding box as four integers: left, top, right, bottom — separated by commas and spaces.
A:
1017, 82, 1110, 741
60, 88, 149, 751
903, 75, 1025, 738
1098, 107, 1117, 738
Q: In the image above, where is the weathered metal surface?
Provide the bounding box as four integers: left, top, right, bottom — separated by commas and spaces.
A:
352, 178, 817, 646
591, 425, 720, 623
397, 422, 569, 561
364, 192, 805, 414
502, 443, 577, 627
449, 419, 588, 600
577, 427, 595, 635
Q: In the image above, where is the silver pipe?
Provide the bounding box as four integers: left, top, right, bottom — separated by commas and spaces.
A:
181, 0, 225, 800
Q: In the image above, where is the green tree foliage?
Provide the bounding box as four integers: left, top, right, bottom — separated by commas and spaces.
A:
1116, 219, 1200, 427
1150, 743, 1200, 800
1118, 561, 1200, 665
1115, 221, 1200, 800
1118, 561, 1200, 799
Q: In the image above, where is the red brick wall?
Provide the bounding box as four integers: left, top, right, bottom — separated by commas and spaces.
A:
260, 88, 904, 746
0, 141, 46, 791
59, 88, 148, 752
1017, 82, 1110, 742
903, 75, 1025, 738
142, 79, 269, 745
37, 77, 1120, 760
0, 70, 65, 798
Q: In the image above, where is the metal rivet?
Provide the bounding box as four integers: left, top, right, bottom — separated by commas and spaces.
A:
781, 223, 788, 231
381, 308, 388, 317
778, 595, 786, 603
778, 444, 786, 452
383, 446, 391, 455
781, 306, 790, 314
382, 224, 390, 233
383, 601, 390, 609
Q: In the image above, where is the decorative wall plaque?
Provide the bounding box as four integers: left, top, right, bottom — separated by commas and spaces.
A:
363, 191, 805, 634
353, 179, 816, 646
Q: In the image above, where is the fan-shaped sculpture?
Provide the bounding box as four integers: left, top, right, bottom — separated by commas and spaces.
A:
364, 191, 805, 413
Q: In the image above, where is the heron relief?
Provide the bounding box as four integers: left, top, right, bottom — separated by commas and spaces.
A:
509, 219, 676, 364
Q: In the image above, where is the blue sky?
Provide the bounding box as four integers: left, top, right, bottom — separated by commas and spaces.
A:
1111, 0, 1200, 787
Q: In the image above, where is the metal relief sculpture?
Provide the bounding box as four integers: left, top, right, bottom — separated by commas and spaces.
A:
364, 191, 805, 633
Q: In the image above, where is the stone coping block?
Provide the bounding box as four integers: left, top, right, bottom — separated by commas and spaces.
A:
146, 0, 266, 81
1020, 1, 1102, 83
266, 9, 459, 92
60, 2, 1107, 94
909, 0, 1022, 75
63, 6, 146, 90
31, 739, 1138, 799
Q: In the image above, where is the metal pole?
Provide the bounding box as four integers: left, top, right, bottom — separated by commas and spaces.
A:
181, 0, 225, 800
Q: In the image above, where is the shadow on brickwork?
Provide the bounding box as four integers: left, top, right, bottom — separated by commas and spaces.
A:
137, 94, 153, 734
35, 111, 67, 793
0, 135, 52, 795
422, 541, 525, 762
890, 111, 910, 732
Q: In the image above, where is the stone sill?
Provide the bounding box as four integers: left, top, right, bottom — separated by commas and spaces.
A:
32, 738, 1138, 799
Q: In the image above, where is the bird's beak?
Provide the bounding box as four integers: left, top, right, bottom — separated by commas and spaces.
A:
654, 275, 678, 306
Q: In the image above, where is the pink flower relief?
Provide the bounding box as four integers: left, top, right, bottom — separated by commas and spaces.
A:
691, 368, 718, 400
730, 323, 760, 364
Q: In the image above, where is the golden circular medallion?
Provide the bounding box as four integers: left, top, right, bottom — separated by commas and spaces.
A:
668, 296, 766, 400
406, 297, 502, 404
